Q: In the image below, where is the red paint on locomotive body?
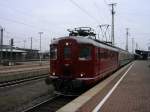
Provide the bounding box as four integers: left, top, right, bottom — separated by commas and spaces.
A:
49, 36, 119, 90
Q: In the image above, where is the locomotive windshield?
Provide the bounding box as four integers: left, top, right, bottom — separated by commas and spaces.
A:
64, 47, 71, 59
50, 46, 57, 60
79, 47, 91, 60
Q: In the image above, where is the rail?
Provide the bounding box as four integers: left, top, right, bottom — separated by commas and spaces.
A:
0, 74, 48, 88
22, 95, 76, 112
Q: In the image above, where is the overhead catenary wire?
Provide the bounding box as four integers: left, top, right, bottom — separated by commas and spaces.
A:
93, 2, 106, 23
1, 0, 101, 32
0, 1, 51, 34
0, 0, 66, 45
103, 0, 111, 11
0, 18, 37, 29
0, 1, 41, 30
0, 2, 33, 18
0, 17, 51, 34
68, 0, 100, 24
0, 1, 55, 30
1, 0, 103, 34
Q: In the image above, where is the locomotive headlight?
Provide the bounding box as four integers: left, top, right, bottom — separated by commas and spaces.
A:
66, 42, 69, 46
80, 73, 84, 77
52, 72, 55, 75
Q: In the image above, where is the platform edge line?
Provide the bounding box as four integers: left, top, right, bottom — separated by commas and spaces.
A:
92, 63, 134, 112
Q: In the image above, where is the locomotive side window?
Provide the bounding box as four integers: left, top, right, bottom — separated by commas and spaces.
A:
50, 46, 57, 60
79, 47, 91, 60
64, 47, 71, 59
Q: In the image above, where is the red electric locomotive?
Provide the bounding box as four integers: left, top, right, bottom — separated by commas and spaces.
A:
46, 27, 130, 95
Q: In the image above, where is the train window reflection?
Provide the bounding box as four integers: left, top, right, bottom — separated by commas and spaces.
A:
64, 47, 71, 59
79, 47, 91, 60
50, 46, 57, 60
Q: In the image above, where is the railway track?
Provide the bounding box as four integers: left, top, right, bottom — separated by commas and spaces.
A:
22, 95, 76, 112
0, 74, 48, 88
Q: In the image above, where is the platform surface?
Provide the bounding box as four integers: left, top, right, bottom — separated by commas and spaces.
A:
99, 60, 150, 112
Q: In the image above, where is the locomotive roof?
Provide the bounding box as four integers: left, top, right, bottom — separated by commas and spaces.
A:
51, 36, 129, 53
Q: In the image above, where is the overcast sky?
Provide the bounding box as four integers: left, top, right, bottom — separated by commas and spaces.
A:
0, 0, 150, 52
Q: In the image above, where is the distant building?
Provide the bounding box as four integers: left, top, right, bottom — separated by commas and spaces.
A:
15, 47, 39, 60
0, 45, 39, 62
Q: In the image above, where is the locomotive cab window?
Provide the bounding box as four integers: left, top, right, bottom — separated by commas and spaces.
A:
79, 46, 91, 60
50, 46, 57, 60
64, 47, 71, 59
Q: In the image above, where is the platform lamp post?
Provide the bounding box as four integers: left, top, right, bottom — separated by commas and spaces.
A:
0, 26, 4, 64
38, 32, 43, 65
10, 38, 14, 66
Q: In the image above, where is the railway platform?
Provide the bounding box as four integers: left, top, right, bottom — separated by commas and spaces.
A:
0, 64, 49, 83
57, 60, 150, 112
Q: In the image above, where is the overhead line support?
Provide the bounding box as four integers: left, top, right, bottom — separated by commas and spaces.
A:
109, 3, 116, 45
